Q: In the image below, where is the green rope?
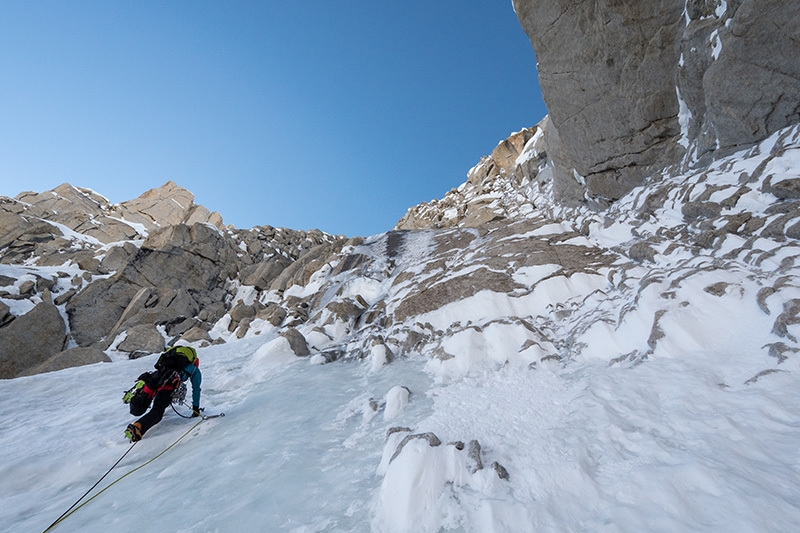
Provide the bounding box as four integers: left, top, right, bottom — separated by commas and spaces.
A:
42, 441, 138, 532
43, 418, 204, 532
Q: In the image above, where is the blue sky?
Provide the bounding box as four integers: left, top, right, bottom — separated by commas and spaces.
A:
0, 1, 546, 237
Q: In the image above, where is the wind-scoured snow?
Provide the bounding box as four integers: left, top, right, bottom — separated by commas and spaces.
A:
2, 303, 799, 532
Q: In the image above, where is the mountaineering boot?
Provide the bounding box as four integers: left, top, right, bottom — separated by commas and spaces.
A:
125, 422, 143, 442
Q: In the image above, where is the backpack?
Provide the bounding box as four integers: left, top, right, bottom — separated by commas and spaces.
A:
123, 371, 160, 415
155, 346, 198, 373
128, 387, 153, 416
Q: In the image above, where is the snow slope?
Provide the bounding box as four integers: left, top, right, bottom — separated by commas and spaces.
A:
2, 305, 800, 532
1, 336, 434, 532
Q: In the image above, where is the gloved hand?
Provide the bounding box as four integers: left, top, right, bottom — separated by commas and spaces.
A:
192, 405, 202, 417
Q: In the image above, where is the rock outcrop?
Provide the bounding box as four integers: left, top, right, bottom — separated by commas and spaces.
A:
397, 120, 549, 230
397, 128, 539, 229
512, 0, 800, 204
0, 181, 342, 375
2, 181, 224, 266
63, 219, 343, 350
0, 301, 66, 378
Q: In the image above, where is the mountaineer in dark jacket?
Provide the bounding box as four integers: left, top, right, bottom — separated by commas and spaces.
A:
125, 346, 202, 442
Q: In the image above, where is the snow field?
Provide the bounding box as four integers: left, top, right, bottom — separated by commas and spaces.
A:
2, 277, 800, 532
0, 336, 435, 532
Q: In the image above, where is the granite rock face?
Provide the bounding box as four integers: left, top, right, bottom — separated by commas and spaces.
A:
678, 0, 800, 160
65, 221, 341, 350
0, 181, 341, 375
2, 181, 225, 266
512, 0, 686, 203
397, 126, 542, 230
0, 302, 67, 378
512, 0, 800, 203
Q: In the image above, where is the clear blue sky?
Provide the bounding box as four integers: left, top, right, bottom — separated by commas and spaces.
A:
0, 1, 546, 237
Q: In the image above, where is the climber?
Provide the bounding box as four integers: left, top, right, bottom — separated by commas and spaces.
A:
124, 346, 202, 442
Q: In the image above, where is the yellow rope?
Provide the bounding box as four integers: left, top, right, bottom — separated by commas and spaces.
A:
44, 418, 204, 532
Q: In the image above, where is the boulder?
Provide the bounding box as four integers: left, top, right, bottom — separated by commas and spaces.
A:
165, 317, 198, 338
229, 301, 257, 324
242, 258, 291, 290
281, 327, 310, 357
235, 318, 253, 339
0, 302, 67, 378
117, 324, 165, 355
180, 325, 213, 345
20, 347, 111, 376
257, 304, 287, 327
199, 302, 228, 324
36, 276, 56, 293
19, 280, 35, 295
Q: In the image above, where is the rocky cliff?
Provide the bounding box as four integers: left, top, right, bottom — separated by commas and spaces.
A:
512, 0, 800, 205
0, 182, 344, 377
4, 117, 799, 387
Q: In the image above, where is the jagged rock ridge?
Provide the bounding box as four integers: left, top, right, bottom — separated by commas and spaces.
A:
0, 182, 344, 377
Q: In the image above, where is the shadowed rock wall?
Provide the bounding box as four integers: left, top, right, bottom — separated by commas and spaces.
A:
513, 0, 800, 204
